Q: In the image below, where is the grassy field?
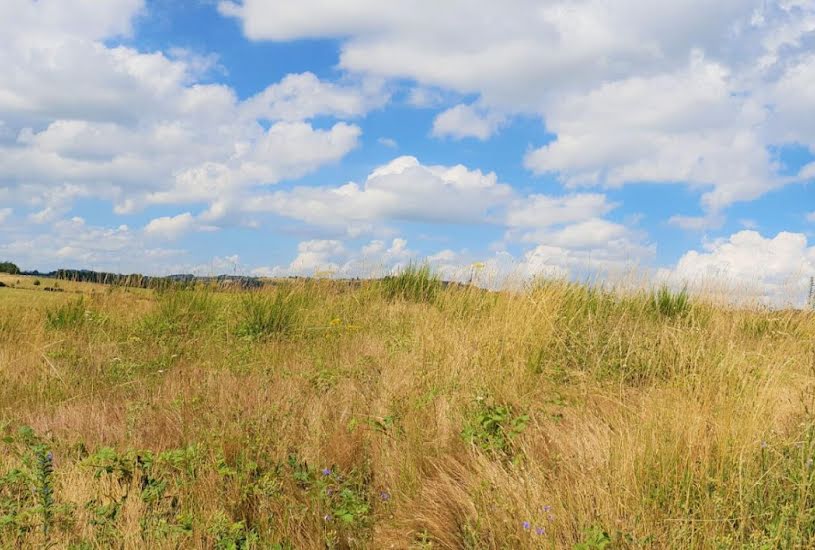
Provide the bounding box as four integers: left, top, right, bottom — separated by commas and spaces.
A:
1, 269, 814, 549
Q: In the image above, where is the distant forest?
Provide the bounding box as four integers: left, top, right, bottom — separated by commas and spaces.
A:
0, 262, 263, 289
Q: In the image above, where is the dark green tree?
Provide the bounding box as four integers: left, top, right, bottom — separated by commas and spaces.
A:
0, 261, 20, 274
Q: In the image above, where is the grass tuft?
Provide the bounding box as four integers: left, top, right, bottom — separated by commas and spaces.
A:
651, 284, 691, 318
380, 263, 441, 303
236, 290, 301, 339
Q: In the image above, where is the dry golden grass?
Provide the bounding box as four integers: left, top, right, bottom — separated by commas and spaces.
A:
1, 272, 814, 548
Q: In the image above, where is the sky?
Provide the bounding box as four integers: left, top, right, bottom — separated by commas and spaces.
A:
0, 0, 814, 304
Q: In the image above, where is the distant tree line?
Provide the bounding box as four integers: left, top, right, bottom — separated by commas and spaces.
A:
0, 261, 20, 275
14, 266, 263, 290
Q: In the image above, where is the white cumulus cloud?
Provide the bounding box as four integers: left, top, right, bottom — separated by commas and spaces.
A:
667, 230, 815, 306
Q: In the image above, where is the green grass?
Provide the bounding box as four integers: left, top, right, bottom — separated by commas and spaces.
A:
236, 290, 301, 340
380, 263, 442, 303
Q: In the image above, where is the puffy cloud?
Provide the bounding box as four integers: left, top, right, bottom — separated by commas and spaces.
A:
221, 0, 815, 209
0, 217, 183, 272
505, 193, 613, 229
143, 213, 217, 240
238, 155, 514, 234
766, 52, 815, 146
667, 230, 815, 305
254, 228, 654, 287
219, 0, 763, 105
223, 155, 654, 278
252, 237, 414, 277
807, 211, 815, 223
432, 104, 504, 140
0, 2, 380, 220
0, 0, 143, 42
240, 72, 388, 121
524, 56, 776, 210
146, 122, 361, 208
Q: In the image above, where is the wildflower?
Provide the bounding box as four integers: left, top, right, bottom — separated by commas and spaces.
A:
761, 440, 768, 449
380, 491, 391, 501
535, 527, 545, 535
322, 467, 332, 476
324, 514, 333, 522
543, 505, 552, 512
46, 452, 53, 462
522, 521, 530, 530
547, 513, 555, 522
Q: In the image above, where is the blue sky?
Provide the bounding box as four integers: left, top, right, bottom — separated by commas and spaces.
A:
0, 0, 814, 303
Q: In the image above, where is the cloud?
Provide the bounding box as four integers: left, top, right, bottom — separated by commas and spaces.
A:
0, 2, 380, 221
252, 237, 414, 277
764, 51, 815, 146
668, 214, 725, 231
144, 212, 216, 240
807, 211, 815, 223
0, 216, 183, 272
524, 55, 776, 210
0, 0, 143, 43
432, 103, 505, 140
237, 155, 514, 235
146, 121, 361, 209
505, 193, 614, 229
0, 208, 11, 224
218, 0, 764, 105
240, 72, 388, 121
254, 228, 654, 287
221, 0, 815, 209
666, 230, 815, 305
406, 87, 445, 108
377, 137, 398, 148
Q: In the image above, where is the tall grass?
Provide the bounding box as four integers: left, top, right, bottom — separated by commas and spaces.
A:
0, 274, 814, 547
380, 263, 442, 302
236, 289, 301, 339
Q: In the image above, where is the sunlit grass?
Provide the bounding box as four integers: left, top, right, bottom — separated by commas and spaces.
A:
0, 272, 813, 547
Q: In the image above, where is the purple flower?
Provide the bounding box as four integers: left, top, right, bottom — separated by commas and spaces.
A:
380, 491, 391, 501
45, 452, 53, 462
535, 527, 545, 535
321, 467, 332, 476
543, 505, 552, 512
522, 521, 530, 530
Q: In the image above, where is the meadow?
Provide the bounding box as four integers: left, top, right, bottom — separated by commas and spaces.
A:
1, 268, 814, 549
